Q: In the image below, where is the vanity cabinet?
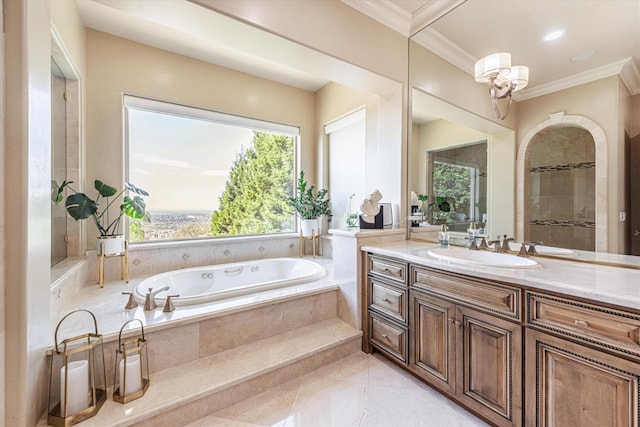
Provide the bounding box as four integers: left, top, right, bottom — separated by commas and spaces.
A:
410, 266, 522, 427
364, 251, 640, 427
525, 291, 640, 427
366, 255, 409, 364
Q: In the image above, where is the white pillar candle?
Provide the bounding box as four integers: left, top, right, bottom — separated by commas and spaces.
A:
60, 359, 89, 416
119, 354, 142, 396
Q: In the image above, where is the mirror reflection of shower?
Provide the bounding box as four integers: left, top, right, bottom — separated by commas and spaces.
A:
528, 126, 596, 251
426, 141, 488, 233
51, 57, 68, 266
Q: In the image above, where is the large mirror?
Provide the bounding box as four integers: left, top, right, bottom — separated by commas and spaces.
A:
409, 0, 640, 257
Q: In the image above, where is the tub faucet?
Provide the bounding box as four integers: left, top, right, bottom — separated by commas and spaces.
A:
144, 285, 170, 311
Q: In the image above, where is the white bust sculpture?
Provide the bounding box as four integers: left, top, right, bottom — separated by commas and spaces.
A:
360, 190, 383, 223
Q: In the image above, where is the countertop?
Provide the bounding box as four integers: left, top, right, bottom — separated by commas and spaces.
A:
361, 240, 640, 312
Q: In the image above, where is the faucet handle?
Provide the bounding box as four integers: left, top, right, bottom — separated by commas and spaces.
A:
517, 243, 529, 258
163, 294, 180, 313
524, 241, 540, 255
122, 291, 138, 309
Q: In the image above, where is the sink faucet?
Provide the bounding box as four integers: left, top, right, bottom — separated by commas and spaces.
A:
144, 285, 170, 311
501, 236, 515, 253
487, 239, 502, 252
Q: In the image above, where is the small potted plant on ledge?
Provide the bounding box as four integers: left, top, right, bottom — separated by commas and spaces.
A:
53, 179, 149, 255
287, 171, 331, 237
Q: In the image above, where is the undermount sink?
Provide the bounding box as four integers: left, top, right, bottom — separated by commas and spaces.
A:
428, 247, 539, 268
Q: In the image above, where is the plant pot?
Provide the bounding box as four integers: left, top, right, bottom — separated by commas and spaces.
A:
300, 218, 320, 237
97, 235, 125, 256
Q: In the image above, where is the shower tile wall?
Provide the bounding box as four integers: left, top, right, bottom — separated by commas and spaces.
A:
529, 127, 595, 250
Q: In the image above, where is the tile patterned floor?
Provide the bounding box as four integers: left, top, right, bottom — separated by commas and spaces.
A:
186, 352, 490, 427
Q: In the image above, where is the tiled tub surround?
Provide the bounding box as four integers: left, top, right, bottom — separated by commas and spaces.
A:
43, 256, 367, 425
50, 235, 334, 328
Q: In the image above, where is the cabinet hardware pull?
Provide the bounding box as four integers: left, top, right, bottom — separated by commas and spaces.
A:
383, 267, 401, 275
574, 319, 589, 328
383, 298, 391, 303
381, 333, 388, 338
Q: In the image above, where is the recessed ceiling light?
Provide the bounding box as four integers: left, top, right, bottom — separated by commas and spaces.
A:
543, 30, 565, 41
570, 51, 596, 62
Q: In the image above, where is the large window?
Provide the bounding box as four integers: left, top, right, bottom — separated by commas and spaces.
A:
125, 96, 297, 242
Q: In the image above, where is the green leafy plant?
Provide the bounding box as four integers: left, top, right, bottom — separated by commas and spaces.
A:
52, 179, 149, 236
417, 194, 429, 219
344, 193, 359, 228
431, 195, 455, 222
287, 171, 331, 220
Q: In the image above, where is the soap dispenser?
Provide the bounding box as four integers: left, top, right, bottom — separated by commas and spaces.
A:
439, 224, 450, 248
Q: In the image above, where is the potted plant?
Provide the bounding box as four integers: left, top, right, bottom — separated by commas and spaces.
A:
287, 171, 331, 237
431, 195, 455, 224
53, 179, 149, 255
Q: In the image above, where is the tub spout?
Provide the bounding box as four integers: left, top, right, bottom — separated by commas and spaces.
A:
144, 285, 170, 311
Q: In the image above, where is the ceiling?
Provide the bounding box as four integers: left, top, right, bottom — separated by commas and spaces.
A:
349, 0, 640, 100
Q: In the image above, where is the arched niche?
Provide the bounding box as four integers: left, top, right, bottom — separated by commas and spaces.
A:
517, 112, 608, 251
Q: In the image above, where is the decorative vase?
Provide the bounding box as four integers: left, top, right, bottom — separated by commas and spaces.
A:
300, 218, 320, 237
97, 235, 126, 256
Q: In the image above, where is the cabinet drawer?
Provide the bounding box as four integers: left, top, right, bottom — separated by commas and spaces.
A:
527, 292, 640, 358
411, 266, 520, 320
369, 313, 407, 363
368, 255, 407, 284
369, 278, 407, 324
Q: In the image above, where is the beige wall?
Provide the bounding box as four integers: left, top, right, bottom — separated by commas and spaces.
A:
4, 0, 53, 425
2, 0, 86, 424
85, 29, 316, 248
193, 0, 408, 84
0, 0, 5, 421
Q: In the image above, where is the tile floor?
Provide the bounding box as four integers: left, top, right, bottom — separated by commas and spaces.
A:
186, 352, 490, 427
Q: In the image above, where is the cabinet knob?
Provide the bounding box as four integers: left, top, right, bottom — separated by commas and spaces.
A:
381, 333, 388, 339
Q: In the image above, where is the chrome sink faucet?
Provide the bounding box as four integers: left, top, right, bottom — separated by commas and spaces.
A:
144, 285, 170, 311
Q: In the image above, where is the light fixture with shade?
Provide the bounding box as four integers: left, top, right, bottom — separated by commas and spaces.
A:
474, 52, 529, 120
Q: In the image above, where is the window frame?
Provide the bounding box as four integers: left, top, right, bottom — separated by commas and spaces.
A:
123, 94, 300, 244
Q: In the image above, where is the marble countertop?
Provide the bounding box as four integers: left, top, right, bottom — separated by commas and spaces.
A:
361, 240, 640, 312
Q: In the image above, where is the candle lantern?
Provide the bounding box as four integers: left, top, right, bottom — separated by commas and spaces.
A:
113, 319, 150, 403
47, 310, 107, 427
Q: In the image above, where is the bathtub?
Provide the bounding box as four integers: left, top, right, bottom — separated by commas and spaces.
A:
133, 257, 326, 307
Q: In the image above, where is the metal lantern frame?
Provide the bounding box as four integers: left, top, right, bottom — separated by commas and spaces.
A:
113, 319, 150, 403
47, 310, 107, 427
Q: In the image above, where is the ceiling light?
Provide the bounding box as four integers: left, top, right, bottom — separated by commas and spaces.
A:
543, 30, 565, 42
474, 52, 529, 120
571, 51, 596, 62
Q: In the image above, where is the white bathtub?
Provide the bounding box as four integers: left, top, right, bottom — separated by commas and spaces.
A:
134, 257, 326, 307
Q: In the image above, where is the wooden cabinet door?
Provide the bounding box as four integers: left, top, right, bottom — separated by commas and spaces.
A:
410, 290, 456, 395
525, 329, 640, 427
457, 306, 522, 427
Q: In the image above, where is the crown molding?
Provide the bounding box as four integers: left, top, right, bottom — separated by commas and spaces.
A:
411, 27, 475, 74
341, 0, 411, 36
515, 58, 634, 101
619, 58, 640, 95
409, 0, 466, 36
341, 0, 465, 37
